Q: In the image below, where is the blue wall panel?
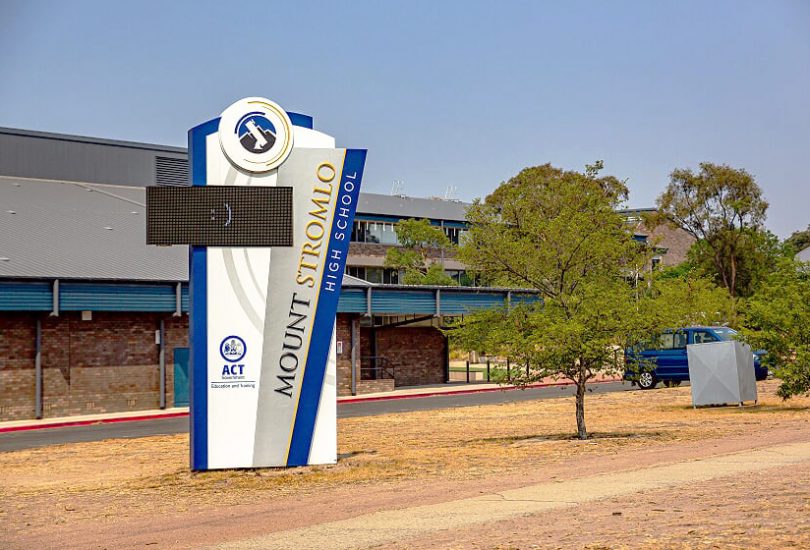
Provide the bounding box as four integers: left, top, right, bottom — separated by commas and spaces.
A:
337, 288, 367, 313
60, 282, 177, 312
441, 292, 505, 314
0, 281, 52, 311
0, 279, 537, 316
372, 289, 436, 314
511, 293, 542, 306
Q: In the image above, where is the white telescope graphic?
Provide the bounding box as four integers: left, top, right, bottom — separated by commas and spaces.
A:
245, 119, 269, 150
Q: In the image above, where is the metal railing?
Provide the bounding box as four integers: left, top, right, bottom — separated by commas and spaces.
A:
359, 355, 396, 381
454, 358, 528, 384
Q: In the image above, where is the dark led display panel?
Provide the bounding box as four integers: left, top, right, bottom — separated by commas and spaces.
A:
146, 186, 293, 247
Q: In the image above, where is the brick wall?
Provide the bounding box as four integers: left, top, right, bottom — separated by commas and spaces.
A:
334, 315, 447, 395
355, 379, 395, 394
635, 222, 695, 267
2, 310, 445, 417
347, 242, 465, 270
0, 314, 37, 420
335, 314, 355, 397
0, 312, 188, 421
375, 326, 447, 387
349, 242, 456, 260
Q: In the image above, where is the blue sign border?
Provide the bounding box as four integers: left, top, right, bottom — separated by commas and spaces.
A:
287, 148, 367, 466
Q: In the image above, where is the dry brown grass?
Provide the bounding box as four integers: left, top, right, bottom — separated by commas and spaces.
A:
1, 380, 808, 532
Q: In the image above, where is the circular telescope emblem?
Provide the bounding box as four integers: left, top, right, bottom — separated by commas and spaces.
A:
219, 98, 294, 174
145, 186, 293, 247
238, 114, 275, 153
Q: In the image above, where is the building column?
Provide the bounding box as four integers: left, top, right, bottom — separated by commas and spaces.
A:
159, 319, 166, 409
35, 317, 42, 419
351, 316, 360, 396
443, 334, 450, 383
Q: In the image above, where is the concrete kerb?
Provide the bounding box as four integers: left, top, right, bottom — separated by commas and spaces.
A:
0, 409, 190, 434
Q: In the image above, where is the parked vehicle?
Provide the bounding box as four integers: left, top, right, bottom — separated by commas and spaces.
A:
624, 326, 768, 389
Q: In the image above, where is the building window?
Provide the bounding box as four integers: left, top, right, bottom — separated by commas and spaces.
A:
365, 267, 383, 284
351, 219, 469, 245
379, 223, 398, 245
350, 222, 365, 242
347, 266, 365, 279
367, 223, 383, 243
351, 221, 399, 244
345, 266, 400, 284
442, 226, 470, 245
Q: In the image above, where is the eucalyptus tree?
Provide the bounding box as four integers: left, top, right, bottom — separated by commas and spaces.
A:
453, 162, 663, 439
655, 163, 769, 299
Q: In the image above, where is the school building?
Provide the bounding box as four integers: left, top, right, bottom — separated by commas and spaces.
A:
0, 127, 539, 421
0, 126, 691, 421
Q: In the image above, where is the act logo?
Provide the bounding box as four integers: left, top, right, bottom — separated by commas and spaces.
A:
220, 335, 246, 363
218, 97, 294, 174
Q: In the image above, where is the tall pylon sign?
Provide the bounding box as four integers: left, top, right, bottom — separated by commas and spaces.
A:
146, 97, 366, 470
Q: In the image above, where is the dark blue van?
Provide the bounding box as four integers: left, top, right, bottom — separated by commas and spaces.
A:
625, 326, 768, 389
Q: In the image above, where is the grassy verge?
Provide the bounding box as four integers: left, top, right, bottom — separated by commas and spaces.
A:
0, 380, 807, 531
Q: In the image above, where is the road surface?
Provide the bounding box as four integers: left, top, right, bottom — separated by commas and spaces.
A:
0, 381, 629, 452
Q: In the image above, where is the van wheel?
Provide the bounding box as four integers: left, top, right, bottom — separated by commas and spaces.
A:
638, 372, 658, 390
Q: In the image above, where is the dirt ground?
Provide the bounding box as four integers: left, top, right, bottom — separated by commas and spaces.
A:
1, 380, 809, 549
398, 456, 810, 550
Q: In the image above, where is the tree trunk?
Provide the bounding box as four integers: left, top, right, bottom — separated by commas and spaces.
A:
714, 250, 731, 296
729, 253, 737, 299
575, 380, 587, 440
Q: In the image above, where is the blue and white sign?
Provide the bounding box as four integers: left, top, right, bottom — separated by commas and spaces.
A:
188, 97, 366, 470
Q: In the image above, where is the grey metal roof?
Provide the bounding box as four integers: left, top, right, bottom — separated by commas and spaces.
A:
341, 274, 373, 287
0, 176, 374, 284
0, 126, 186, 154
0, 128, 187, 188
0, 176, 187, 281
357, 192, 468, 222
0, 127, 470, 220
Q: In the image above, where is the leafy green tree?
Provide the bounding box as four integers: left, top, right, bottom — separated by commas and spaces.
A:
685, 228, 786, 299
654, 163, 769, 299
384, 218, 457, 286
655, 261, 695, 281
785, 225, 810, 255
452, 162, 670, 439
417, 263, 458, 286
650, 273, 734, 327
742, 258, 810, 399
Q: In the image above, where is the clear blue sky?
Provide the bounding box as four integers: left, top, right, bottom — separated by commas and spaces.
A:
1, 1, 808, 236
